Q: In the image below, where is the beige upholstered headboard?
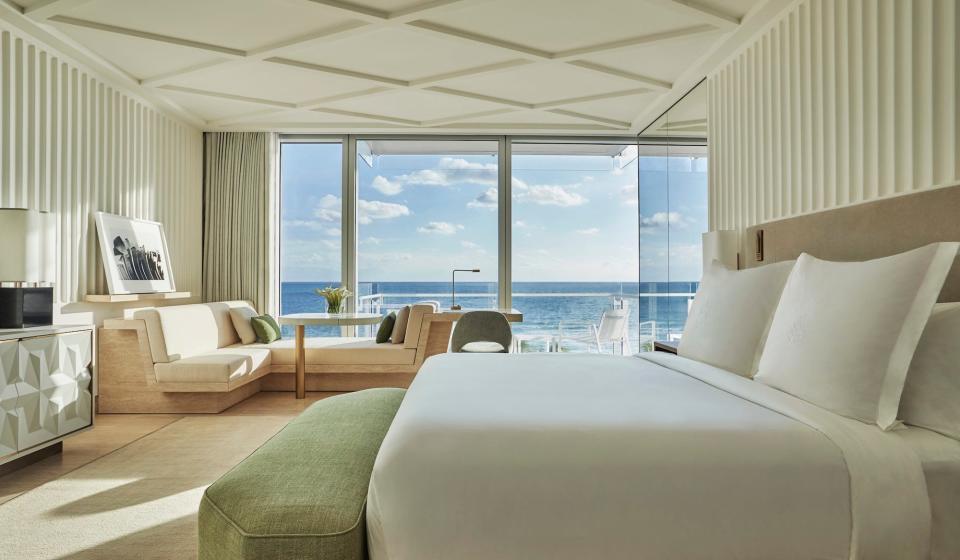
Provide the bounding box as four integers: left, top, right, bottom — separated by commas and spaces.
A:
745, 184, 960, 302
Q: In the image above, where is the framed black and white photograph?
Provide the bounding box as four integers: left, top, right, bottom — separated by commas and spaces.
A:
94, 212, 176, 295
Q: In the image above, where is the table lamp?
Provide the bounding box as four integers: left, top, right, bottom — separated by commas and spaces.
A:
702, 230, 739, 270
0, 208, 56, 328
451, 268, 479, 310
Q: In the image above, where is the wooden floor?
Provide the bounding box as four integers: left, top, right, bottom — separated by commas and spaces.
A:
0, 391, 341, 506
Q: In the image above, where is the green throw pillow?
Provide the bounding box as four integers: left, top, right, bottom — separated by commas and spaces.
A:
376, 312, 396, 344
251, 314, 282, 343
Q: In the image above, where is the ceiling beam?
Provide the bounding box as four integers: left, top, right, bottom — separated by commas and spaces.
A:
545, 109, 631, 129
552, 24, 717, 59
533, 88, 653, 109
158, 85, 298, 109
641, 0, 740, 30
310, 107, 421, 126
23, 0, 95, 20
48, 16, 246, 57
267, 57, 409, 86
564, 61, 671, 90
137, 0, 489, 87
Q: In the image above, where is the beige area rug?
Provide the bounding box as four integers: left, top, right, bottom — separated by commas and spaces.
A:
0, 415, 292, 559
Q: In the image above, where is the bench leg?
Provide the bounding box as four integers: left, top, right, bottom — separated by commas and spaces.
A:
296, 324, 305, 399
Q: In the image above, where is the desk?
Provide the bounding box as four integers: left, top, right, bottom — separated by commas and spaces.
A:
279, 313, 384, 398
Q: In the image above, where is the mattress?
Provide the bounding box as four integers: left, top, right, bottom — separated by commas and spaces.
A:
896, 426, 960, 560
367, 352, 930, 560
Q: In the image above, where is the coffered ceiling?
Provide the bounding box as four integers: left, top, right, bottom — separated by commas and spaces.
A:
5, 0, 774, 133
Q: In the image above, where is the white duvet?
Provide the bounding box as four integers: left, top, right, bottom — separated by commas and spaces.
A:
367, 352, 931, 560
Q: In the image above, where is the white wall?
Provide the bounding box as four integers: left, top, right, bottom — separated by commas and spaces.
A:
707, 0, 959, 233
0, 25, 202, 324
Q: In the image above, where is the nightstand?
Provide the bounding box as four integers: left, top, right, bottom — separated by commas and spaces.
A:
654, 340, 679, 355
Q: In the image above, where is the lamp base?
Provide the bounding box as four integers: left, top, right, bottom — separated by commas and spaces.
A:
450, 304, 462, 310
0, 287, 54, 329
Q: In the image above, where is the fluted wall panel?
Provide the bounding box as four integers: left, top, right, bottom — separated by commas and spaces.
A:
708, 0, 959, 233
0, 26, 202, 304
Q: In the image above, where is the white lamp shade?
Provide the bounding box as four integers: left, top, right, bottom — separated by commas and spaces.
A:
0, 208, 56, 283
702, 230, 739, 270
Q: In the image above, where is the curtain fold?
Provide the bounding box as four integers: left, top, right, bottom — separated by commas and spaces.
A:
202, 132, 278, 313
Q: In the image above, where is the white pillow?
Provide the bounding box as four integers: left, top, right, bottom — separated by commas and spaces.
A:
678, 259, 795, 377
229, 305, 259, 345
900, 302, 960, 440
755, 243, 959, 429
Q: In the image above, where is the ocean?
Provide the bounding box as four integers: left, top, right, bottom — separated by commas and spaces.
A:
280, 281, 698, 352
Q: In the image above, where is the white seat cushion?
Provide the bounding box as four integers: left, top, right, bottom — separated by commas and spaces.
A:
154, 347, 271, 384
155, 301, 250, 360
247, 337, 417, 366
460, 341, 506, 353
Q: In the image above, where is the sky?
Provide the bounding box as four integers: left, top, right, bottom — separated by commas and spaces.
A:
280, 142, 707, 285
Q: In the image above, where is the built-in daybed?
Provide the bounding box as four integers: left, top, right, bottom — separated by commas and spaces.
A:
97, 301, 451, 413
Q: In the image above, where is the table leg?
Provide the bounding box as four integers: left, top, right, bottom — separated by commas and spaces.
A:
295, 324, 305, 399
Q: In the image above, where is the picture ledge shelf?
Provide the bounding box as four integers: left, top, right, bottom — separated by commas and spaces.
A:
83, 292, 192, 303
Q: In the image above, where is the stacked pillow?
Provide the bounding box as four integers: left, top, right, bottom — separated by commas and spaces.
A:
754, 243, 958, 429
679, 259, 794, 377
683, 242, 960, 433
899, 303, 960, 439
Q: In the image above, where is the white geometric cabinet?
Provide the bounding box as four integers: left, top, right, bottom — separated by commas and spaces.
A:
0, 327, 94, 464
0, 340, 19, 459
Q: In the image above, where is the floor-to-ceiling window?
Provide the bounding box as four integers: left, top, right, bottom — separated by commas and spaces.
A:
277, 134, 707, 348
355, 139, 499, 316
510, 142, 643, 352
278, 140, 343, 337
636, 144, 708, 341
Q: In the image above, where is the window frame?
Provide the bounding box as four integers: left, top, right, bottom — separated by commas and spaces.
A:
276, 134, 703, 324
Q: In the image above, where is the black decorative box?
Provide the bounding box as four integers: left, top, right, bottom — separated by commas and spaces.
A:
0, 287, 54, 329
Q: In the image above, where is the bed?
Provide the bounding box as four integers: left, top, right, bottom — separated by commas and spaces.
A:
367, 352, 946, 560
368, 192, 960, 560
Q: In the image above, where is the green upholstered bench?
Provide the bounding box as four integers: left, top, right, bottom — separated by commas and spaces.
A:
198, 388, 405, 560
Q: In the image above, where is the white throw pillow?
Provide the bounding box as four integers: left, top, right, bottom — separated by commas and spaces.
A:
900, 303, 960, 440
755, 243, 959, 429
678, 259, 795, 377
229, 306, 259, 345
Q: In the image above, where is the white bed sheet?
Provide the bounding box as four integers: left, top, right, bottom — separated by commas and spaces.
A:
368, 352, 930, 560
895, 426, 960, 560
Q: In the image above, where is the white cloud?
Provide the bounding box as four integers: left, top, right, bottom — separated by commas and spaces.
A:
361, 236, 382, 245
371, 175, 403, 195
514, 220, 528, 228
640, 211, 687, 228
379, 157, 499, 190
460, 241, 486, 253
517, 184, 588, 207
324, 227, 341, 237
283, 219, 326, 231
417, 221, 463, 235
620, 184, 638, 206
576, 227, 600, 235
313, 194, 342, 222
467, 187, 498, 209
357, 199, 410, 224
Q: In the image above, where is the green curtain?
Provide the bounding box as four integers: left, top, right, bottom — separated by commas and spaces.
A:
202, 132, 278, 314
